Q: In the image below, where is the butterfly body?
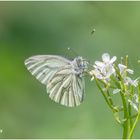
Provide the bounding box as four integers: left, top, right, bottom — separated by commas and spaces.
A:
25, 55, 87, 107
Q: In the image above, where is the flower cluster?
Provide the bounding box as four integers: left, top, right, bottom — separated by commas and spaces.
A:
90, 53, 139, 113
118, 63, 138, 87
90, 53, 116, 82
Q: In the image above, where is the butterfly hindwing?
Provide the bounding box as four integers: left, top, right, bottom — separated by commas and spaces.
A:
47, 68, 85, 107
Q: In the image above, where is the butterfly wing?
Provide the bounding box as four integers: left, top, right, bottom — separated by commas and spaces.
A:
24, 55, 71, 85
24, 55, 85, 107
47, 68, 85, 107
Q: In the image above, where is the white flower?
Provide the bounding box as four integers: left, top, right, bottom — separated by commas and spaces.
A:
118, 64, 134, 75
91, 53, 116, 82
128, 94, 139, 112
125, 77, 139, 87
113, 89, 121, 94
118, 64, 138, 87
95, 53, 117, 68
90, 69, 103, 81
133, 94, 139, 103
89, 69, 104, 81
128, 99, 138, 112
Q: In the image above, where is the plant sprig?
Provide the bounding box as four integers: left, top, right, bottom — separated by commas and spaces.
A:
89, 53, 140, 139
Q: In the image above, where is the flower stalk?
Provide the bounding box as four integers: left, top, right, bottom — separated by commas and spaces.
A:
89, 53, 140, 139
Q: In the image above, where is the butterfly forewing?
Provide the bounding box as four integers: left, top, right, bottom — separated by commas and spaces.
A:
25, 55, 70, 84
25, 55, 85, 107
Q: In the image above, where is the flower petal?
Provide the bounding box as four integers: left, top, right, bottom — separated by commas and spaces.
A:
133, 80, 138, 87
126, 77, 138, 87
95, 61, 104, 67
128, 99, 138, 112
118, 64, 126, 73
113, 89, 121, 94
110, 56, 117, 63
133, 94, 139, 103
127, 69, 134, 74
102, 53, 110, 63
91, 77, 94, 81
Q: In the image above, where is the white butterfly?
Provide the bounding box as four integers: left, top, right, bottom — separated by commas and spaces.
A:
24, 55, 88, 107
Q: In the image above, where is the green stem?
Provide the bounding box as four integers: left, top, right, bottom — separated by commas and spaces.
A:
114, 63, 130, 138
127, 114, 138, 119
94, 77, 114, 110
128, 85, 140, 139
128, 103, 133, 130
128, 110, 140, 139
107, 89, 114, 105
120, 92, 129, 139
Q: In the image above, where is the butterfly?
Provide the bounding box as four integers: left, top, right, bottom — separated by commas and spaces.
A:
24, 55, 88, 107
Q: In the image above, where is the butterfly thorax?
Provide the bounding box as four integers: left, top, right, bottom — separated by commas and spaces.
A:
71, 56, 88, 76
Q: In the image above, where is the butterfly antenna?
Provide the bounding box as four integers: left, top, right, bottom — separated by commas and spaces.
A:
82, 58, 93, 68
67, 47, 79, 57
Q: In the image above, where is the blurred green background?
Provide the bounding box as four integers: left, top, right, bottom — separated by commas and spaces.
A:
0, 1, 140, 139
